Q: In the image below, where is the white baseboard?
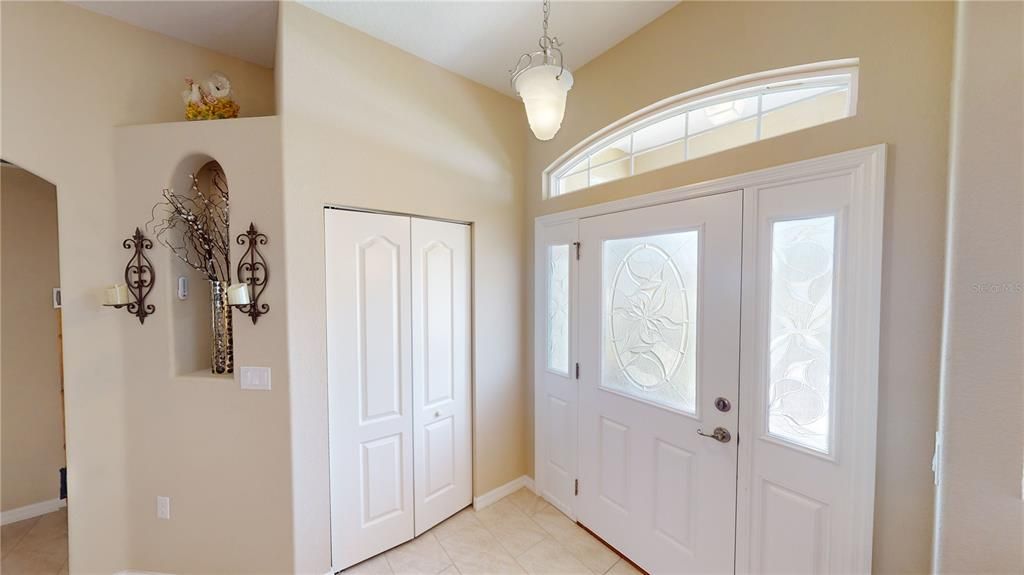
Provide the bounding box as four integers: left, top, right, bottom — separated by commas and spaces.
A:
473, 475, 535, 511
1, 498, 66, 526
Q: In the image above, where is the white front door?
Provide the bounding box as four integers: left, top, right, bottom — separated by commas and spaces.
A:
326, 209, 415, 569
576, 192, 743, 575
411, 218, 472, 535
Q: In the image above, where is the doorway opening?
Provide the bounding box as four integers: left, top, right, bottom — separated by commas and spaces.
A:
0, 160, 69, 575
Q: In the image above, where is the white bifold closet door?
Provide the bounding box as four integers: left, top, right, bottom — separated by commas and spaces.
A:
326, 209, 471, 571
410, 218, 472, 536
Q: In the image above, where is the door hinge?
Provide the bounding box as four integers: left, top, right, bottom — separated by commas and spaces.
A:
575, 362, 580, 379
574, 479, 579, 496
573, 241, 581, 260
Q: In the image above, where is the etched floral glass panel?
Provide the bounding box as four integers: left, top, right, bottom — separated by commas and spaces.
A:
602, 231, 699, 413
547, 244, 570, 375
768, 216, 836, 453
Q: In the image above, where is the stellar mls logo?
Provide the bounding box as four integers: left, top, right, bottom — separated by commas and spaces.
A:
971, 282, 1023, 295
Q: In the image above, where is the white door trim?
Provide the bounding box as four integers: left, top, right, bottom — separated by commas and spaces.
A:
533, 144, 885, 571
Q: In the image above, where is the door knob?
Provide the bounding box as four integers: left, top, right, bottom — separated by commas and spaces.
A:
696, 427, 731, 443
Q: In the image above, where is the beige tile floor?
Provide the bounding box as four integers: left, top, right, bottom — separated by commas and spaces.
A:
342, 488, 644, 575
0, 493, 638, 575
1, 508, 69, 575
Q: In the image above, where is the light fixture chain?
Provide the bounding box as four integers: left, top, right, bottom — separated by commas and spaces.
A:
509, 0, 573, 140
543, 0, 550, 37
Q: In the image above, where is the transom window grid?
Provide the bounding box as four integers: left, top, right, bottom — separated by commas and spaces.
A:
551, 73, 855, 197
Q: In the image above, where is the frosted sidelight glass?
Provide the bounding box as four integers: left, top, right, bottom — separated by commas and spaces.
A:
602, 231, 699, 414
547, 244, 570, 375
767, 216, 836, 453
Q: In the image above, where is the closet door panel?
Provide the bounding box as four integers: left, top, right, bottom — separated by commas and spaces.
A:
327, 209, 414, 570
412, 218, 472, 535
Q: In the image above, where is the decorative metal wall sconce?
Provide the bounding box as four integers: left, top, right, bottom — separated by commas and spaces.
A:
105, 227, 156, 324
231, 222, 270, 324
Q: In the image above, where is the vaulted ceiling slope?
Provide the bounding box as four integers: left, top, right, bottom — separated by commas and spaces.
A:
71, 1, 279, 68
302, 1, 678, 96
72, 1, 679, 97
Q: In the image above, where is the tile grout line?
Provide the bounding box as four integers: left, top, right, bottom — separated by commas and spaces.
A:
3, 516, 40, 557
493, 494, 600, 575
431, 531, 459, 575
478, 500, 551, 564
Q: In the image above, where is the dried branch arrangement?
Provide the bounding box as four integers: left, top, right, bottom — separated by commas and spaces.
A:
147, 166, 231, 283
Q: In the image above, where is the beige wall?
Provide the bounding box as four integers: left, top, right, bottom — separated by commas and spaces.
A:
114, 118, 289, 574
1, 166, 65, 512
0, 1, 274, 572
935, 2, 1024, 573
277, 3, 526, 572
525, 2, 954, 573
0, 2, 989, 574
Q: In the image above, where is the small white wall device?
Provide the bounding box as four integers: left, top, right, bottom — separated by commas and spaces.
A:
177, 276, 189, 301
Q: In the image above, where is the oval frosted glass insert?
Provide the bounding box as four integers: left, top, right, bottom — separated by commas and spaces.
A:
547, 244, 570, 375
602, 230, 699, 414
768, 216, 836, 453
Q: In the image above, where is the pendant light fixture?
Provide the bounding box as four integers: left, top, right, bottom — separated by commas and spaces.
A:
510, 0, 573, 141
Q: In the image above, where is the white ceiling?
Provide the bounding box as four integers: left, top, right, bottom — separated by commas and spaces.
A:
72, 1, 279, 68
303, 1, 678, 96
71, 1, 678, 96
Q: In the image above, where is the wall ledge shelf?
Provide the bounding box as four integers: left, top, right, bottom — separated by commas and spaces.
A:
176, 369, 234, 383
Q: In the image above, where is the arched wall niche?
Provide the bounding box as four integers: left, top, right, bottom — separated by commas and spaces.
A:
157, 153, 233, 377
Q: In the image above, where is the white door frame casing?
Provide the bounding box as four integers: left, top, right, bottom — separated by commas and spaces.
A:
533, 144, 886, 572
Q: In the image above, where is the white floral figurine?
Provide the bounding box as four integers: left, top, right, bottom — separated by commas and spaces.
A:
182, 73, 239, 121
206, 72, 232, 99
182, 77, 202, 105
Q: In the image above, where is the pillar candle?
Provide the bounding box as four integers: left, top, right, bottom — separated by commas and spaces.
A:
105, 284, 129, 305
227, 282, 252, 306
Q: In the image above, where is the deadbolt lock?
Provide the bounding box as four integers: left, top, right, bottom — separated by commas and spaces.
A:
714, 397, 731, 412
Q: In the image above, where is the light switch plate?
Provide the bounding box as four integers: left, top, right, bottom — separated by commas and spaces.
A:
240, 366, 271, 391
156, 496, 170, 520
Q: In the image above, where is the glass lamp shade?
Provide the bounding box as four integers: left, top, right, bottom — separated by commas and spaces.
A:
515, 64, 574, 141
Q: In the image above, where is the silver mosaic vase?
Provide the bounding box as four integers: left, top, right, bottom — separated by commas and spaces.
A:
210, 281, 234, 374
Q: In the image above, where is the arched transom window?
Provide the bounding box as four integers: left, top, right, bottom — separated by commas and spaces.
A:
546, 62, 858, 197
